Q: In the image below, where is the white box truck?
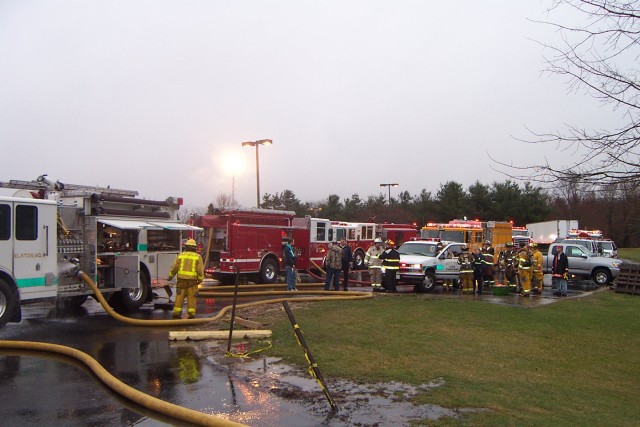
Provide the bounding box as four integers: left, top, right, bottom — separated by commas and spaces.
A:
527, 220, 579, 244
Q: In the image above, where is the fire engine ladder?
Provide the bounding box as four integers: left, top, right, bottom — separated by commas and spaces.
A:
0, 179, 138, 197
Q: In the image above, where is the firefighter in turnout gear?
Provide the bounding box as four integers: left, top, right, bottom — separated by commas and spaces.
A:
168, 239, 204, 318
365, 237, 385, 290
457, 245, 474, 293
481, 240, 496, 287
531, 243, 544, 293
379, 240, 400, 292
517, 243, 534, 295
499, 241, 517, 285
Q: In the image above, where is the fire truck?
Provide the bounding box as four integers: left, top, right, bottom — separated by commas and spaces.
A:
377, 223, 419, 246
194, 212, 396, 283
0, 175, 198, 328
420, 219, 513, 253
512, 225, 531, 246
327, 220, 377, 269
193, 209, 298, 284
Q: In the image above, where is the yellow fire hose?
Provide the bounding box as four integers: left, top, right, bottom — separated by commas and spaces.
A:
0, 271, 373, 426
78, 271, 371, 327
0, 340, 244, 427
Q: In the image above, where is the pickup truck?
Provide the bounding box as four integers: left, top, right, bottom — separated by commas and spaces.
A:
544, 242, 622, 286
397, 241, 465, 292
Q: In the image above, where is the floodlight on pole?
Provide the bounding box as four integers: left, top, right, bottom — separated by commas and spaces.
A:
379, 183, 399, 204
242, 139, 272, 208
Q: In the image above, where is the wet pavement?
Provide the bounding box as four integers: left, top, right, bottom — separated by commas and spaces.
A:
0, 279, 597, 426
0, 298, 327, 426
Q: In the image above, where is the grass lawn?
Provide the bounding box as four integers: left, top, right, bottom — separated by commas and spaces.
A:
618, 248, 640, 262
257, 291, 640, 426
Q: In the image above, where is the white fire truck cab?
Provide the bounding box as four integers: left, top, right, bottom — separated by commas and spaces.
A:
0, 175, 198, 328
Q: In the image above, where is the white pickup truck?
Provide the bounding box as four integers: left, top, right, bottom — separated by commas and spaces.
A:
397, 241, 466, 292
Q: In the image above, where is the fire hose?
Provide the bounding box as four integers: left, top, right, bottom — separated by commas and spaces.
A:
0, 339, 244, 427
0, 271, 373, 426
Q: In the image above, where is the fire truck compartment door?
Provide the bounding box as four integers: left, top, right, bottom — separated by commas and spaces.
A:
115, 255, 139, 288
98, 219, 161, 230
148, 222, 202, 231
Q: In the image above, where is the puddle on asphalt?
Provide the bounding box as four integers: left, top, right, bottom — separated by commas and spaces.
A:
203, 345, 472, 426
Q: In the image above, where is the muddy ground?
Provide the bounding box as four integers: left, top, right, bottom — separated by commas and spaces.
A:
192, 302, 473, 426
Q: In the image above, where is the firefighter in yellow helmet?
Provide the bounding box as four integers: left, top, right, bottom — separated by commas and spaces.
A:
168, 239, 204, 318
457, 245, 474, 293
517, 242, 534, 295
531, 243, 544, 294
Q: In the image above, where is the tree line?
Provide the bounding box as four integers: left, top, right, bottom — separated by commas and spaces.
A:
198, 179, 640, 247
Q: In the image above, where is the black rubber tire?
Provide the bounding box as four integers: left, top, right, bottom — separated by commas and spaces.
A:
260, 257, 279, 284
592, 268, 611, 286
112, 270, 150, 312
415, 271, 437, 293
352, 250, 366, 270
0, 279, 17, 328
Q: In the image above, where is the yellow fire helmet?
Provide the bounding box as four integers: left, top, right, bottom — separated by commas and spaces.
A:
185, 239, 197, 247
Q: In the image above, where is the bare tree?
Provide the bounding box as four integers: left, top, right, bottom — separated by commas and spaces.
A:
215, 193, 239, 211
496, 0, 640, 188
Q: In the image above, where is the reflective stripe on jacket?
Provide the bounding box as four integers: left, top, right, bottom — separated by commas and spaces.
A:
380, 249, 400, 269
169, 251, 204, 282
365, 245, 385, 267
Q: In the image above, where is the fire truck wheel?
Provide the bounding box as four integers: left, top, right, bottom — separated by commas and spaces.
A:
0, 279, 17, 328
260, 257, 279, 284
352, 250, 365, 270
113, 270, 150, 312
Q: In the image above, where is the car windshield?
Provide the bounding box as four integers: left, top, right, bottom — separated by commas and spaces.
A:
398, 242, 437, 257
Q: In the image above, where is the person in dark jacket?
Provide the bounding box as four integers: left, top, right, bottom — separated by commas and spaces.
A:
472, 247, 485, 294
282, 238, 297, 291
552, 245, 570, 297
379, 240, 400, 292
340, 239, 353, 291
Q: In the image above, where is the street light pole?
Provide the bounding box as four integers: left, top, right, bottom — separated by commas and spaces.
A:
379, 183, 399, 204
242, 139, 272, 208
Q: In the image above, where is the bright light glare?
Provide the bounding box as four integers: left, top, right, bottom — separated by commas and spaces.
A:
222, 152, 246, 176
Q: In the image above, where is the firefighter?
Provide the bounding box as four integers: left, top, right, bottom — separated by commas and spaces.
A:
457, 245, 474, 293
437, 242, 454, 291
365, 237, 385, 291
379, 240, 400, 292
472, 247, 485, 294
517, 243, 534, 295
531, 243, 544, 294
481, 240, 496, 287
499, 241, 517, 286
168, 239, 204, 318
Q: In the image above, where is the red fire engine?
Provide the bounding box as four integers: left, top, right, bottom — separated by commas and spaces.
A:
193, 209, 295, 284
377, 223, 419, 246
193, 210, 419, 284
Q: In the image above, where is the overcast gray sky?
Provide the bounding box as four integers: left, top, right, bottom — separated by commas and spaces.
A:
0, 1, 623, 209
